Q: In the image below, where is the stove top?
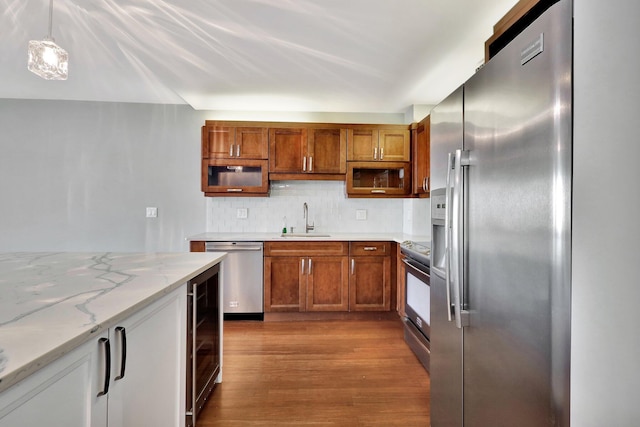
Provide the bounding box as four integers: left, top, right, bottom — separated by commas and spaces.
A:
400, 240, 431, 268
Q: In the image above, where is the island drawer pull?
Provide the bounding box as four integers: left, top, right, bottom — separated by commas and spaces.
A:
115, 326, 127, 381
226, 188, 243, 192
97, 337, 111, 397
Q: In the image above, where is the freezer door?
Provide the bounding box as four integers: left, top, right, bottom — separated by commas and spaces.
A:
462, 1, 572, 426
430, 266, 463, 427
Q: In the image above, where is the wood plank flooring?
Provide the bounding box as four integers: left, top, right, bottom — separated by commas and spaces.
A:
198, 318, 430, 426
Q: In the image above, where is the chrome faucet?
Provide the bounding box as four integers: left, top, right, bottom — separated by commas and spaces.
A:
303, 202, 315, 233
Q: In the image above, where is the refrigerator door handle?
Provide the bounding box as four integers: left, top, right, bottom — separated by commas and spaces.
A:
451, 149, 470, 329
444, 152, 454, 322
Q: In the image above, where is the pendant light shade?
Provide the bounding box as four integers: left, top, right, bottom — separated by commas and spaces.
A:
28, 0, 68, 80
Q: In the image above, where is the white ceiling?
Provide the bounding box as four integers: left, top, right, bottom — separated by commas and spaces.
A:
1, 0, 519, 114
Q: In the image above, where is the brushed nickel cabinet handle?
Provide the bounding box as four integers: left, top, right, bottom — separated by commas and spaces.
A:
374, 147, 378, 160
229, 145, 234, 157
236, 144, 240, 157
309, 156, 313, 172
303, 156, 307, 172
364, 247, 377, 251
226, 188, 243, 192
351, 259, 355, 275
380, 147, 384, 160
371, 189, 386, 194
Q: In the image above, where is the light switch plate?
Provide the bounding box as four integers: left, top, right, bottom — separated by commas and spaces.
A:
146, 207, 158, 218
237, 208, 248, 219
356, 209, 367, 220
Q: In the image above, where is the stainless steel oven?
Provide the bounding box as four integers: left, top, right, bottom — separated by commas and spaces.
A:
186, 263, 220, 427
401, 241, 431, 372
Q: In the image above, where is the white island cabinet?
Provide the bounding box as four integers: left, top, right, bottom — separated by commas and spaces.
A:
0, 252, 224, 427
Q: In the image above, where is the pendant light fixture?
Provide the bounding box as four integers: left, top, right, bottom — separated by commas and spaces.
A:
28, 0, 68, 80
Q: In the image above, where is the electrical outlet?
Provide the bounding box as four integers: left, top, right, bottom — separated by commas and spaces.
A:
236, 208, 248, 219
356, 209, 367, 220
146, 207, 158, 218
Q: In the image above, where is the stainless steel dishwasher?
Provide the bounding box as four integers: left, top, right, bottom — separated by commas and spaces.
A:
205, 241, 264, 320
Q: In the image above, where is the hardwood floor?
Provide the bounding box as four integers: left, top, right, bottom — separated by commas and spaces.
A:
198, 318, 430, 426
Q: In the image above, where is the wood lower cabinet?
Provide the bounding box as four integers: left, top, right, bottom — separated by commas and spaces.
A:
264, 242, 349, 312
349, 242, 391, 311
306, 256, 349, 311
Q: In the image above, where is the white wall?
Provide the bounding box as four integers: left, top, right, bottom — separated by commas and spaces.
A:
0, 100, 207, 252
572, 0, 640, 424
0, 99, 426, 252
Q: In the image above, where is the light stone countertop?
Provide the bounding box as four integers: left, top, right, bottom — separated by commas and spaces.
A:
187, 232, 430, 243
0, 251, 225, 394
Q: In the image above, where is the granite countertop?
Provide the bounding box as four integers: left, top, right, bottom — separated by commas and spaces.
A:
188, 232, 430, 243
0, 251, 225, 394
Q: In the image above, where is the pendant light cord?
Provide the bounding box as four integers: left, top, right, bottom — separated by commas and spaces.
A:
48, 0, 54, 39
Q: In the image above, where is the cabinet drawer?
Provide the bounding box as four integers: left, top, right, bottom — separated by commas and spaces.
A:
265, 241, 348, 256
349, 241, 391, 256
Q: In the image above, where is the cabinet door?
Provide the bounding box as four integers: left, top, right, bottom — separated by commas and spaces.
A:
349, 256, 391, 311
347, 129, 379, 161
202, 159, 269, 196
236, 127, 268, 159
306, 256, 349, 311
0, 333, 109, 427
307, 128, 347, 174
269, 128, 308, 174
107, 286, 186, 427
202, 126, 235, 159
411, 116, 430, 196
264, 257, 305, 312
346, 162, 412, 197
379, 129, 410, 162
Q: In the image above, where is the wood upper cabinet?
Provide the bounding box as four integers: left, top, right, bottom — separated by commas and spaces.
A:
411, 115, 430, 197
347, 127, 410, 162
269, 126, 346, 180
346, 162, 411, 198
202, 125, 268, 159
307, 127, 347, 175
349, 242, 391, 311
264, 242, 349, 312
269, 127, 307, 174
201, 158, 269, 197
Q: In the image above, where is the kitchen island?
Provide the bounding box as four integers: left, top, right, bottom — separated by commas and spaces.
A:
0, 251, 225, 427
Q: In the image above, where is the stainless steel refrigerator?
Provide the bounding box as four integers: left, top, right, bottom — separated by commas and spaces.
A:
429, 0, 572, 425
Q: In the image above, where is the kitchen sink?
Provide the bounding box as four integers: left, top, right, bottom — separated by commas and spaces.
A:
279, 233, 331, 238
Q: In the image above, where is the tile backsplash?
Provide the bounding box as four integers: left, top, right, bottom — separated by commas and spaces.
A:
206, 181, 430, 236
